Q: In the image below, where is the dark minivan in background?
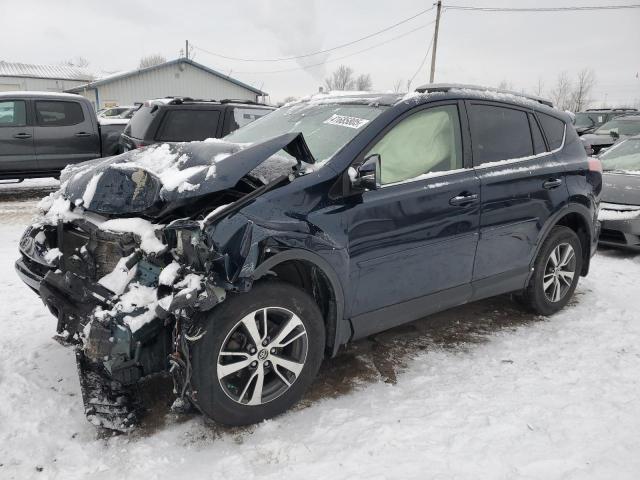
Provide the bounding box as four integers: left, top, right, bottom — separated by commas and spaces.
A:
0, 91, 123, 180
119, 97, 275, 151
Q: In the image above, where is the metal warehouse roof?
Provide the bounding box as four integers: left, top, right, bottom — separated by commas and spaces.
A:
0, 61, 94, 81
66, 58, 266, 96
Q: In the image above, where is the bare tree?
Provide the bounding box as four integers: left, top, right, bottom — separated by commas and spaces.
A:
324, 65, 355, 91
550, 72, 573, 111
393, 79, 404, 93
139, 54, 166, 69
569, 68, 596, 112
61, 56, 90, 68
355, 73, 372, 91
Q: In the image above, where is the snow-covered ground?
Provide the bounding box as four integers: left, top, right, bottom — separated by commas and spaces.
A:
1, 193, 639, 480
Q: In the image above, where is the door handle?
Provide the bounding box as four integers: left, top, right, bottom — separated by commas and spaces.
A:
449, 193, 479, 206
543, 178, 563, 189
13, 133, 32, 139
75, 132, 92, 137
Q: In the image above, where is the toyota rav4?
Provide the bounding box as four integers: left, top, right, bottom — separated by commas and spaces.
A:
16, 85, 602, 430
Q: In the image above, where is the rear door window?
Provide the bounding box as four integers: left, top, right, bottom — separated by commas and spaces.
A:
35, 101, 85, 126
0, 100, 27, 126
468, 103, 533, 165
537, 113, 565, 150
156, 109, 221, 141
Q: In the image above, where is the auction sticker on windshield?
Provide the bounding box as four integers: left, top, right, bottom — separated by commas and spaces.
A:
323, 114, 370, 129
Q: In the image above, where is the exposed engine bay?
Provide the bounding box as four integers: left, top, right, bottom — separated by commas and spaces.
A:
15, 132, 317, 430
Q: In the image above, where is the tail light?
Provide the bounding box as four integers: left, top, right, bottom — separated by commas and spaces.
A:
588, 157, 602, 173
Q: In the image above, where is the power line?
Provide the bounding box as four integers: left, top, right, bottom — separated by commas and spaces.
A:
409, 33, 435, 87
192, 5, 435, 63
445, 3, 640, 12
229, 22, 436, 75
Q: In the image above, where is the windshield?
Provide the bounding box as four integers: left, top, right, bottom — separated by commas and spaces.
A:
224, 102, 388, 162
600, 138, 640, 172
594, 118, 640, 136
574, 112, 603, 128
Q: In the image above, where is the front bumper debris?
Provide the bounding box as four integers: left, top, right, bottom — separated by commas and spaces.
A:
76, 349, 141, 432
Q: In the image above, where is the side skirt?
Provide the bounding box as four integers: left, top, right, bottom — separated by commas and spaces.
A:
349, 267, 530, 341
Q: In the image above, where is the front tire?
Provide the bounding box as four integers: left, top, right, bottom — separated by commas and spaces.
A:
190, 281, 325, 426
521, 226, 583, 315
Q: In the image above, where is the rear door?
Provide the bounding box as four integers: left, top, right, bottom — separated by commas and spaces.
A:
467, 101, 568, 288
33, 99, 100, 171
154, 107, 222, 142
0, 98, 37, 175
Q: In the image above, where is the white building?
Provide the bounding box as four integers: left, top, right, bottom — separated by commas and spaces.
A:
66, 58, 267, 110
0, 61, 93, 93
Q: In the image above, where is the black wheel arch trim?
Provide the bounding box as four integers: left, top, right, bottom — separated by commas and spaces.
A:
528, 202, 595, 284
251, 248, 348, 357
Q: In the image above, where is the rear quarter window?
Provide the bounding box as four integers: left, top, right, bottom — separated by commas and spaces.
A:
35, 101, 85, 126
125, 106, 157, 139
156, 109, 221, 142
537, 113, 565, 150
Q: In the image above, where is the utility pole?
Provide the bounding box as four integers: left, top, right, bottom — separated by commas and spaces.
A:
185, 40, 189, 60
429, 1, 442, 83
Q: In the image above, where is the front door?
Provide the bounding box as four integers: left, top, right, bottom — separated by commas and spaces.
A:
0, 99, 37, 175
33, 99, 100, 171
344, 103, 480, 335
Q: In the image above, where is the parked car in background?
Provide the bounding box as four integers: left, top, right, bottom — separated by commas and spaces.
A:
598, 135, 640, 250
581, 114, 640, 155
573, 108, 638, 136
119, 97, 275, 152
0, 91, 122, 180
97, 106, 137, 120
16, 85, 601, 430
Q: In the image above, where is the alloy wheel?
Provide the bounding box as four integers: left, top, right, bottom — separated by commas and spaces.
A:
543, 242, 576, 303
217, 307, 308, 406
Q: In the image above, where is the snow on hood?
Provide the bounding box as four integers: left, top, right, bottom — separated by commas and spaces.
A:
60, 132, 313, 216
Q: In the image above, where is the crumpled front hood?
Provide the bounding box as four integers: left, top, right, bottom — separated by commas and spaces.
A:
62, 132, 314, 216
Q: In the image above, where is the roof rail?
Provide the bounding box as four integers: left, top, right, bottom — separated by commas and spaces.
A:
415, 83, 554, 108
219, 98, 269, 106
586, 107, 638, 112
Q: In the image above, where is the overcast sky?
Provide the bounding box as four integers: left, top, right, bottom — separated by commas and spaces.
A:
1, 0, 638, 105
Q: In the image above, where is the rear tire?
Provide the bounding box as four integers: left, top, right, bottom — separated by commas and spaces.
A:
521, 226, 583, 316
190, 281, 325, 426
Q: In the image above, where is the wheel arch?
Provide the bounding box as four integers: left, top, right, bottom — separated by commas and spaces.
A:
531, 203, 594, 279
252, 249, 347, 357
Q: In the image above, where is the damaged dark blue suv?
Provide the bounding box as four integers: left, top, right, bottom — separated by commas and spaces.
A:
16, 84, 602, 430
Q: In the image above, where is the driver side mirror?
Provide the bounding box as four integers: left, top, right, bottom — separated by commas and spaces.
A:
609, 130, 620, 140
350, 154, 381, 191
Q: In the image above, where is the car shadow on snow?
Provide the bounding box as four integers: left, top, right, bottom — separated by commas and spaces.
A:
132, 293, 553, 439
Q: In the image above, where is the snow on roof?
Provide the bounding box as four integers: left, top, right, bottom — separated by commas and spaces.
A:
0, 61, 93, 81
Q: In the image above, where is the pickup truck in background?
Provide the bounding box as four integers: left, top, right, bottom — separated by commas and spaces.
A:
0, 91, 124, 181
